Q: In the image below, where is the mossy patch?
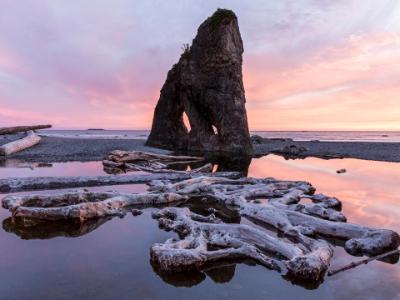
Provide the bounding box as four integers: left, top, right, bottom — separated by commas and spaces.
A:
208, 8, 237, 31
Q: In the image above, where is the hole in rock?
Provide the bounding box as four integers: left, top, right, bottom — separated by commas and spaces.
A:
212, 125, 218, 135
183, 112, 191, 131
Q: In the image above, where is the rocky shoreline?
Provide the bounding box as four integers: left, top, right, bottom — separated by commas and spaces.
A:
1, 135, 399, 163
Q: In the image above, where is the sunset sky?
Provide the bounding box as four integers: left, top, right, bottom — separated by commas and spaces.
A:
0, 0, 399, 130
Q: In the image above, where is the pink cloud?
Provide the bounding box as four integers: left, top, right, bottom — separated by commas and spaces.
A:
0, 1, 399, 130
244, 32, 400, 130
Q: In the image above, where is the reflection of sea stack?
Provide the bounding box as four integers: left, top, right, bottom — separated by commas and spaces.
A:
146, 9, 253, 154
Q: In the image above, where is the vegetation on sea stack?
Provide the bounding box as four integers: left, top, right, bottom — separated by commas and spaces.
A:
208, 8, 237, 30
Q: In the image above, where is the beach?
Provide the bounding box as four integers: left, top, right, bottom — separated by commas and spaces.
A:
1, 133, 400, 163
1, 131, 399, 299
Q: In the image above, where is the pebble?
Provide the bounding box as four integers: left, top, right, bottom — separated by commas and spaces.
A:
131, 209, 143, 216
336, 168, 346, 174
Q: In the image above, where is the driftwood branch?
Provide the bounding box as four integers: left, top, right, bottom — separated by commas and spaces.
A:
103, 150, 206, 174
106, 150, 203, 163
0, 171, 240, 193
327, 249, 400, 276
2, 191, 187, 221
0, 131, 41, 156
0, 125, 51, 135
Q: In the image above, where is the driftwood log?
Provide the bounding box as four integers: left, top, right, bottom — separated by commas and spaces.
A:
103, 150, 206, 174
2, 174, 398, 283
0, 171, 240, 193
105, 150, 203, 164
0, 131, 41, 156
2, 191, 187, 221
0, 125, 51, 135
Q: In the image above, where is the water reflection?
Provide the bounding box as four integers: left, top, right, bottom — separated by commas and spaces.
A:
153, 258, 326, 290
0, 158, 52, 169
152, 261, 237, 287
181, 196, 241, 223
172, 151, 252, 175
102, 153, 252, 176
248, 155, 400, 233
0, 160, 104, 177
3, 217, 111, 240
0, 156, 399, 299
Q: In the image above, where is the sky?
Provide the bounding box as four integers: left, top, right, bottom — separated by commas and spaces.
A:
0, 0, 399, 131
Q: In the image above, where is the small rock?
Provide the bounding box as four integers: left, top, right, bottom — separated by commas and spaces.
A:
336, 168, 346, 174
207, 207, 217, 214
251, 135, 264, 144
131, 209, 143, 216
268, 138, 293, 142
281, 145, 308, 156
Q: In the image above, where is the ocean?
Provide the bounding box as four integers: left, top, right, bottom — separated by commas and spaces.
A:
38, 129, 400, 142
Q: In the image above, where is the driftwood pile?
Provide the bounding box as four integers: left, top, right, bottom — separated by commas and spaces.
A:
103, 150, 208, 174
0, 125, 51, 156
1, 151, 399, 285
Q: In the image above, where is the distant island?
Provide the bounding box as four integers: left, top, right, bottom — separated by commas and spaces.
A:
87, 128, 105, 131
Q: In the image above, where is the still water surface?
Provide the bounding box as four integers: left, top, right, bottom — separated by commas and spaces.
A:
0, 156, 399, 300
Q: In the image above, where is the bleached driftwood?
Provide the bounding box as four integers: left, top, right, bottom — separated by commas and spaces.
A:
0, 171, 240, 193
106, 150, 203, 163
147, 176, 399, 281
151, 207, 332, 281
104, 161, 213, 174
2, 190, 187, 221
0, 131, 41, 156
103, 150, 206, 174
0, 124, 51, 135
4, 174, 398, 283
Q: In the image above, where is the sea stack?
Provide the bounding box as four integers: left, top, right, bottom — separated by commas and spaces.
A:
146, 9, 253, 154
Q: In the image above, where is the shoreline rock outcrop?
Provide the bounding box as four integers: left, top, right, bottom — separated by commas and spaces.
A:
146, 9, 253, 154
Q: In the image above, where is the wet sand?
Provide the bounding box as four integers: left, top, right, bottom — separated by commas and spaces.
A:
1, 135, 400, 163
253, 139, 400, 162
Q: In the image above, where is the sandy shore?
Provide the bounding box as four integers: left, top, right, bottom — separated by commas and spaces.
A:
1, 135, 400, 163
0, 135, 168, 163
253, 139, 400, 162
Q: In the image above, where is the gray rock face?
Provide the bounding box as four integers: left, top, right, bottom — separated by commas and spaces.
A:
146, 9, 253, 154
